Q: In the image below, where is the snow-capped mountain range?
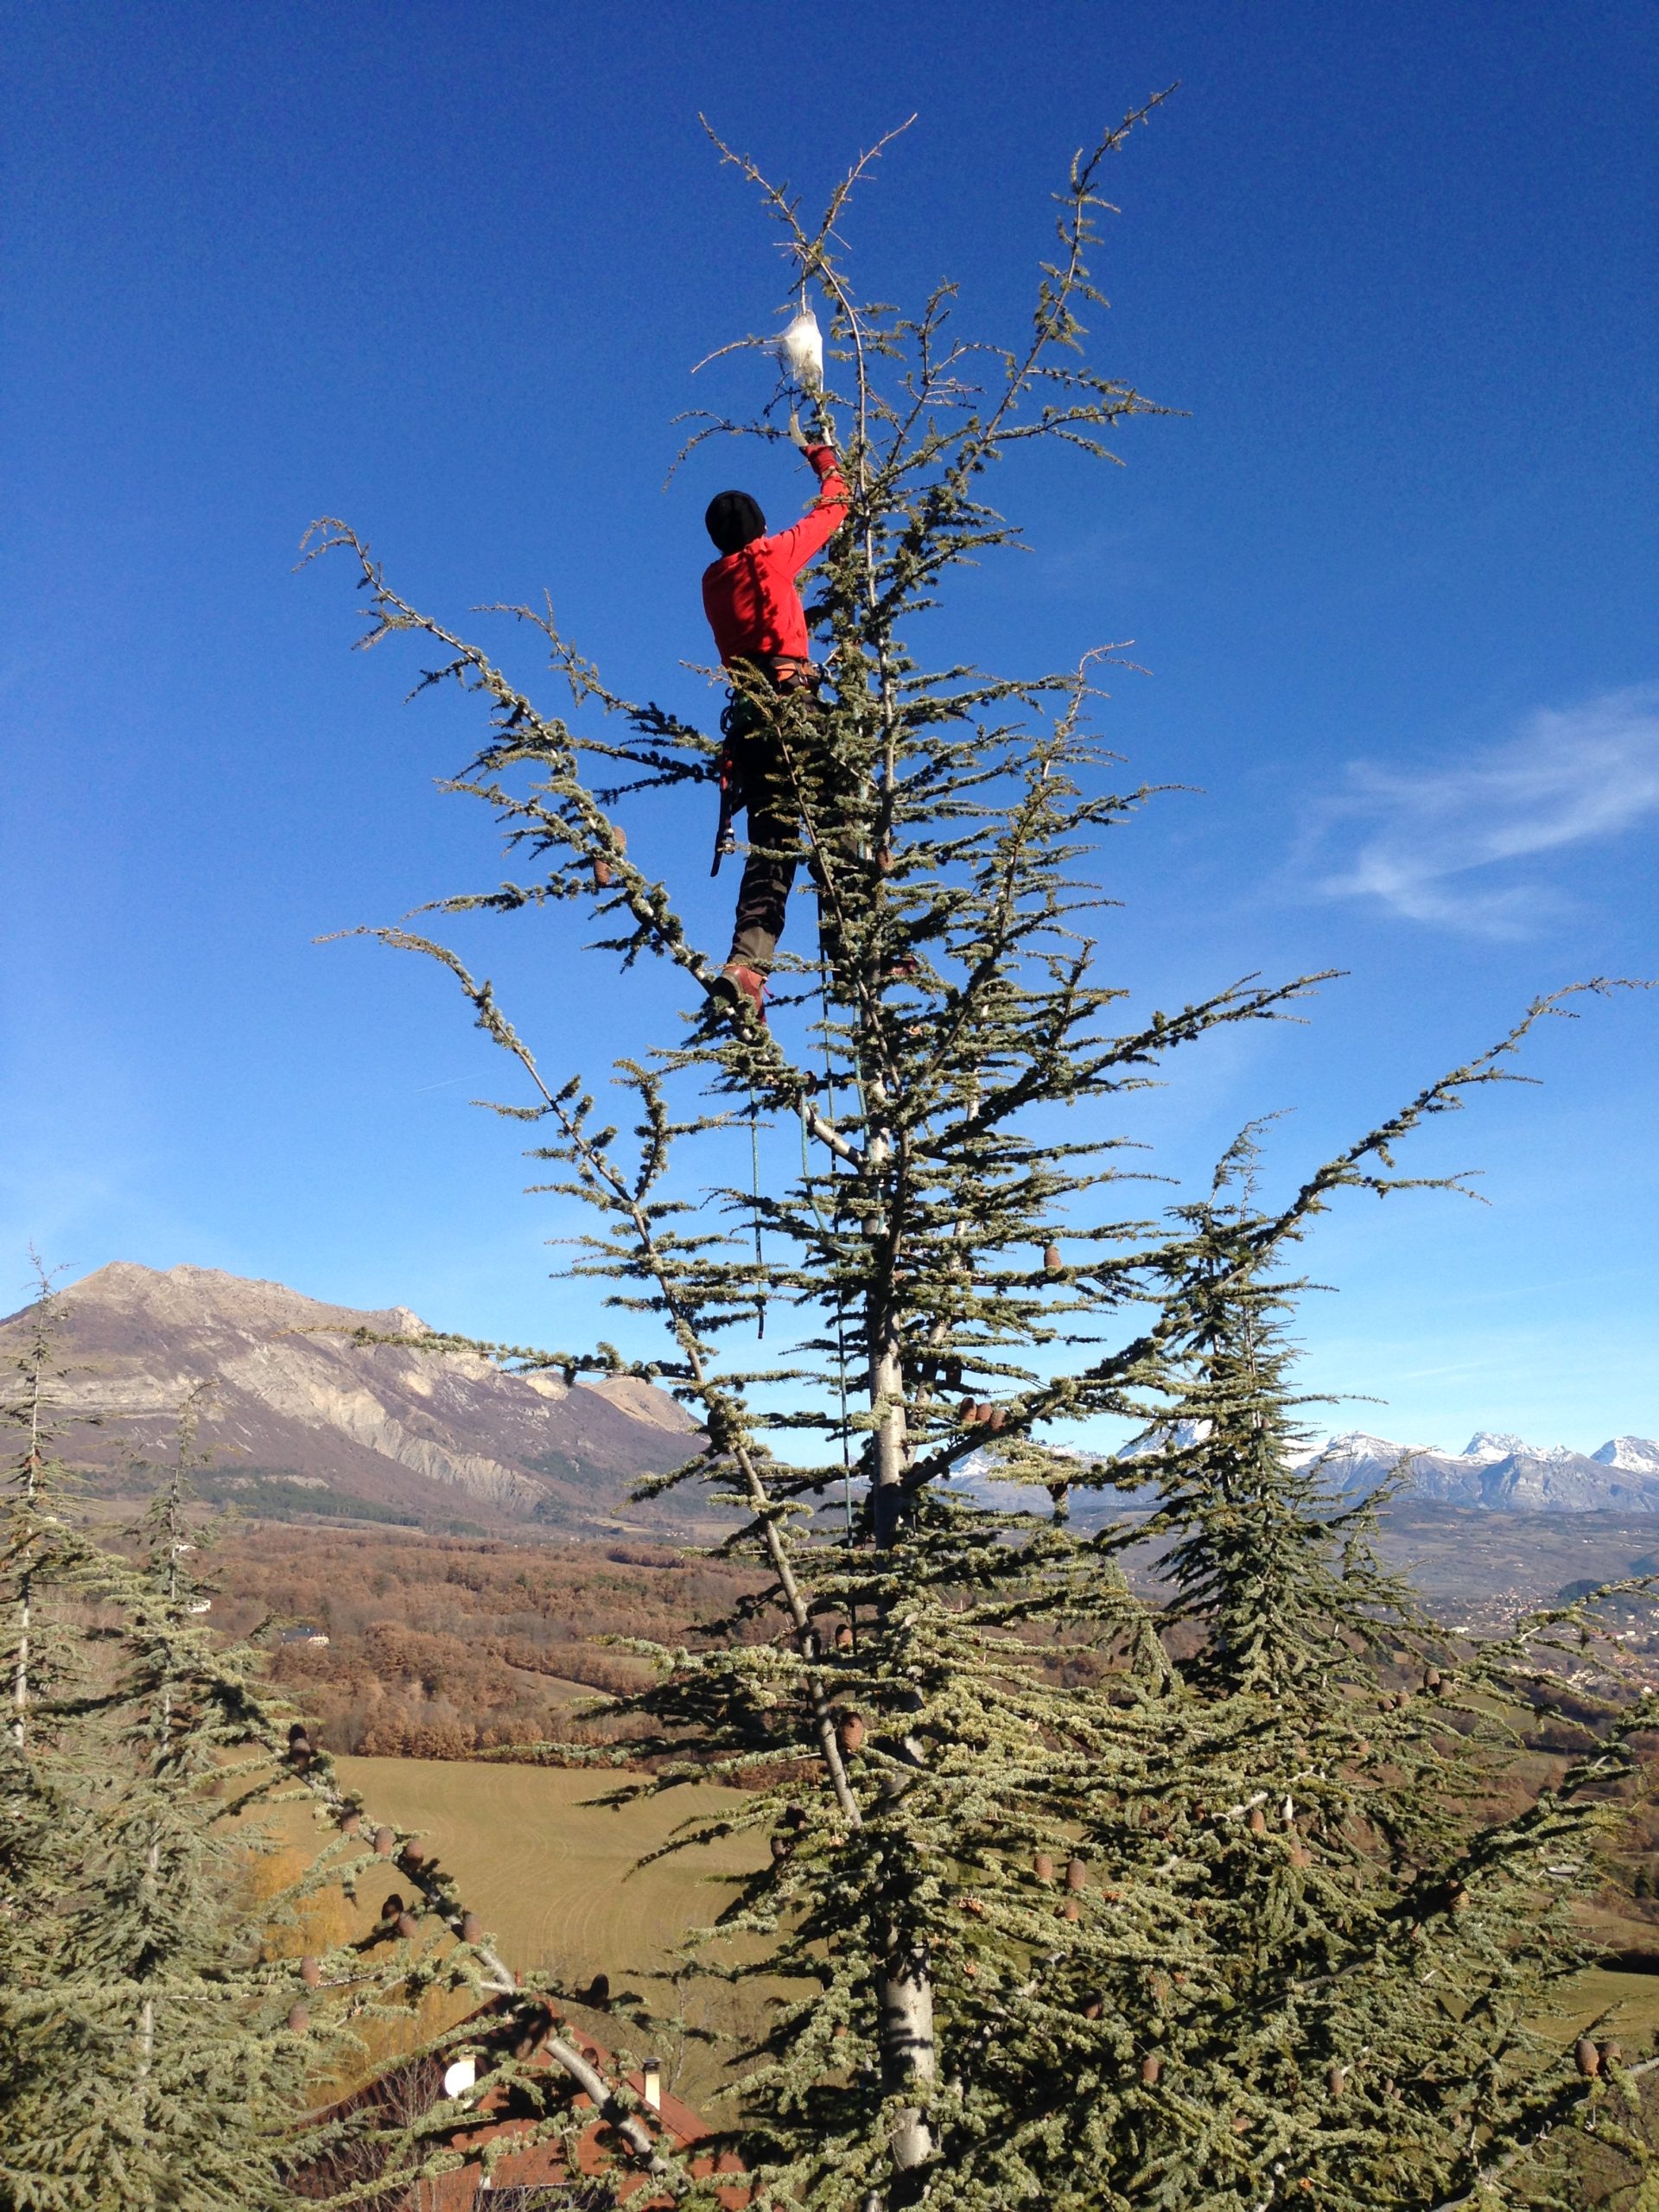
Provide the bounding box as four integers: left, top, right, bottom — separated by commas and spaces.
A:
1292, 1429, 1659, 1513
957, 1427, 1659, 1517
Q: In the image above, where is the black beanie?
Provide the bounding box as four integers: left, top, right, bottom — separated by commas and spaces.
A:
705, 490, 766, 556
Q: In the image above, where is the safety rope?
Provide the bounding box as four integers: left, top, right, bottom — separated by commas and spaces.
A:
812, 934, 859, 1551
748, 1082, 766, 1341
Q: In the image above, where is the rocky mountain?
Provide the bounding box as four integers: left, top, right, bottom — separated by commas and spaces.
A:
1, 1263, 707, 1538
1597, 1437, 1659, 1476
1296, 1429, 1659, 1514
953, 1421, 1659, 1523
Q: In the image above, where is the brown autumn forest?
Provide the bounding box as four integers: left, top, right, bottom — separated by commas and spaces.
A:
211, 1527, 767, 1757
210, 1523, 1128, 1763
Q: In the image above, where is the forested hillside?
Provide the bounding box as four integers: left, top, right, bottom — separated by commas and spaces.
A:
213, 1527, 766, 1756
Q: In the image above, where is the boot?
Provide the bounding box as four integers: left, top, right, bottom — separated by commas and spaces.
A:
712, 962, 767, 1022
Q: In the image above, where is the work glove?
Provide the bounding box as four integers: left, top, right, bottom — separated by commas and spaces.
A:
789, 409, 837, 474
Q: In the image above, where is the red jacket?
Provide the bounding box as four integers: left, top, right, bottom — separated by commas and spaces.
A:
702, 448, 849, 667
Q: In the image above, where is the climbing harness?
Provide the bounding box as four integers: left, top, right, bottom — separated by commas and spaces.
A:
711, 655, 821, 877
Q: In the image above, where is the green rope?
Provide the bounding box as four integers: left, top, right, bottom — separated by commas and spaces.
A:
802, 1077, 855, 1545
748, 1083, 766, 1342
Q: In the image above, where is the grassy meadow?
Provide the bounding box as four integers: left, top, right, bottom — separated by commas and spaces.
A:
330, 1756, 769, 2105
334, 1756, 763, 1987
313, 1758, 1659, 2088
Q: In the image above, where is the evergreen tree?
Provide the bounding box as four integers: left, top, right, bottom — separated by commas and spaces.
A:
307, 111, 1652, 2209
977, 1128, 1655, 2209
0, 1262, 113, 2197
0, 1272, 668, 2210
0, 1328, 321, 2209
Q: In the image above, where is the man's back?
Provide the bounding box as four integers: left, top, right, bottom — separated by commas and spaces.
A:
702, 447, 848, 666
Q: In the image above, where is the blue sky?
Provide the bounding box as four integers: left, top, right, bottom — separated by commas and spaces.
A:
3, 2, 1654, 1454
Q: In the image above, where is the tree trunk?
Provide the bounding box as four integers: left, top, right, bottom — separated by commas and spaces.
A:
866, 1136, 935, 2189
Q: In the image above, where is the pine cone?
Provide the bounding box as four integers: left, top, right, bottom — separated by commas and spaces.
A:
593, 825, 626, 889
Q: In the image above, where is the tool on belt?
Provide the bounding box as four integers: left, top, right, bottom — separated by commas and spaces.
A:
710, 653, 819, 876
711, 739, 741, 876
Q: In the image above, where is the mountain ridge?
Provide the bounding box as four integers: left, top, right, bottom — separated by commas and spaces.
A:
0, 1262, 707, 1537
1297, 1427, 1659, 1514
955, 1421, 1659, 1522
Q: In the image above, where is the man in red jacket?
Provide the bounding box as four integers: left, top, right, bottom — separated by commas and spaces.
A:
702, 431, 849, 1018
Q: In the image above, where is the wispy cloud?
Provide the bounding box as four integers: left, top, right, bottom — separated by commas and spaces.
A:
1305, 683, 1659, 933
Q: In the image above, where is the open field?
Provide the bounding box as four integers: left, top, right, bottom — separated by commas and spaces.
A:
1550, 1968, 1659, 2045
333, 1756, 770, 2104
335, 1757, 764, 1988
331, 1757, 1659, 2076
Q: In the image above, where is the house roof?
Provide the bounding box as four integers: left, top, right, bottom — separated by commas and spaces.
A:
292, 1994, 745, 2209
